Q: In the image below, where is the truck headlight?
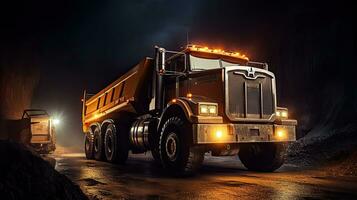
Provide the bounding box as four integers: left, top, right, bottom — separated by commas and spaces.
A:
198, 103, 218, 116
52, 118, 60, 125
276, 108, 288, 119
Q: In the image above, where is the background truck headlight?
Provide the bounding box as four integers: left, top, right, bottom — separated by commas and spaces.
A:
198, 103, 218, 116
52, 118, 60, 125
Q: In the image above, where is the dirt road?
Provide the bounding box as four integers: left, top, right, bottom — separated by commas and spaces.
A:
52, 152, 357, 200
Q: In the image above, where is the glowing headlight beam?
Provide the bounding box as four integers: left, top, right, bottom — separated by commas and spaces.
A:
200, 105, 208, 114
276, 111, 281, 117
52, 118, 60, 125
276, 108, 288, 119
208, 106, 217, 114
281, 111, 288, 118
198, 103, 218, 116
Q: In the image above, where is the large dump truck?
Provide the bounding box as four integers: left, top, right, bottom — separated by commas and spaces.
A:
82, 45, 297, 175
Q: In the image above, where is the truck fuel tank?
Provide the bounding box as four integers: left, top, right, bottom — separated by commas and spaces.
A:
129, 117, 158, 152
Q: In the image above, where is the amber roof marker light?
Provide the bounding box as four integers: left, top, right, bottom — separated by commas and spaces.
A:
187, 44, 249, 61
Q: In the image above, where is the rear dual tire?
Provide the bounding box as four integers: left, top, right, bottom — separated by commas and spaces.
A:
84, 133, 94, 159
104, 123, 128, 164
93, 126, 105, 161
85, 123, 129, 164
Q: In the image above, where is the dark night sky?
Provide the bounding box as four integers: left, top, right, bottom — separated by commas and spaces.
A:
1, 0, 356, 145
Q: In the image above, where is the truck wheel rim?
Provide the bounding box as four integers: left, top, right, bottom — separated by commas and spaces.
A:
166, 132, 178, 161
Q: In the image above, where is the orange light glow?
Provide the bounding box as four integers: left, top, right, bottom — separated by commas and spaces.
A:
187, 44, 249, 60
171, 99, 177, 103
186, 93, 193, 98
276, 130, 285, 139
215, 130, 223, 138
94, 113, 100, 119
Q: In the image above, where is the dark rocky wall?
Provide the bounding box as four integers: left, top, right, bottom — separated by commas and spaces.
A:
0, 43, 39, 140
257, 2, 357, 138
0, 44, 39, 120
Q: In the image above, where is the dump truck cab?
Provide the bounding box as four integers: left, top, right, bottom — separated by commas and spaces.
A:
82, 45, 297, 175
22, 109, 56, 154
160, 45, 296, 143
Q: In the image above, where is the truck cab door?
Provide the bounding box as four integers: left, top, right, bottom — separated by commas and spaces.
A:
164, 54, 188, 104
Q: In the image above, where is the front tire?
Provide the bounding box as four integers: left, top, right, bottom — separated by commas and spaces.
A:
159, 117, 204, 176
238, 142, 287, 172
104, 123, 128, 164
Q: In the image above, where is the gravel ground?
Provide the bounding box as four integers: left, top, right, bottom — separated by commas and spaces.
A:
287, 124, 357, 176
0, 140, 88, 200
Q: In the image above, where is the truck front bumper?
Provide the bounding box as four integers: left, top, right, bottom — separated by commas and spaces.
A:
192, 120, 296, 144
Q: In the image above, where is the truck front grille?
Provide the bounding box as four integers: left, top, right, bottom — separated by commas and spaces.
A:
225, 67, 275, 121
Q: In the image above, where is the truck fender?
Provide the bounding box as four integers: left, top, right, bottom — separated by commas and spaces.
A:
101, 119, 115, 134
88, 122, 101, 136
157, 98, 193, 131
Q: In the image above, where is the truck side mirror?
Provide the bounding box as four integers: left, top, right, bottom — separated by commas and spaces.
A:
155, 46, 166, 74
155, 46, 186, 75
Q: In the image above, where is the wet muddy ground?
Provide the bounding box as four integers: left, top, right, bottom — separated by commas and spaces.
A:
52, 152, 357, 200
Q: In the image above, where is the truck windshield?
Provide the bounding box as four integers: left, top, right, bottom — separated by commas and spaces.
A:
190, 55, 239, 71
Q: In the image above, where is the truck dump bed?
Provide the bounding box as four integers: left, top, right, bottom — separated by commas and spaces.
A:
30, 116, 52, 143
82, 58, 154, 130
22, 109, 52, 143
